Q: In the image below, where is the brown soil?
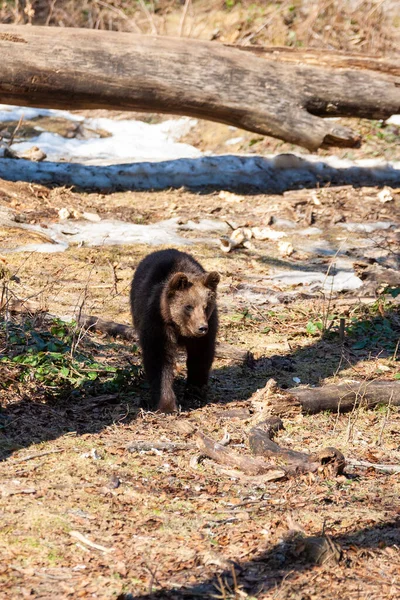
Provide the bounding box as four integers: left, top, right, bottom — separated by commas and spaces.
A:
1, 174, 399, 599
0, 3, 400, 598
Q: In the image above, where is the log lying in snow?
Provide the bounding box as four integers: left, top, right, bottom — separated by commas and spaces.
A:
78, 313, 252, 363
0, 25, 399, 150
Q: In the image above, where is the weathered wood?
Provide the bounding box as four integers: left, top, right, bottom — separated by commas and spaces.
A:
346, 459, 400, 475
232, 46, 400, 76
78, 314, 136, 342
195, 431, 286, 478
126, 441, 195, 453
0, 26, 399, 150
196, 423, 344, 479
77, 313, 252, 362
249, 418, 345, 476
289, 381, 400, 414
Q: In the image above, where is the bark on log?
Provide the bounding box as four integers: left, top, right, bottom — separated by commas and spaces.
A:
0, 26, 399, 151
290, 381, 400, 414
78, 313, 252, 363
195, 431, 286, 478
232, 46, 400, 76
196, 424, 344, 479
248, 418, 345, 476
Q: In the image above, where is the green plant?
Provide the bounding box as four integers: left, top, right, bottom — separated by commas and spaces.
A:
345, 306, 399, 353
306, 319, 323, 336
0, 317, 139, 399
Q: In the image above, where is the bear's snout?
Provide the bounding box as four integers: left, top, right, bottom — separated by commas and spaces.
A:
197, 324, 208, 336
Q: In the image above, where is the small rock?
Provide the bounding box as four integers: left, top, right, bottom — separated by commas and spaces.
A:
378, 187, 393, 203
108, 474, 121, 489
82, 211, 101, 222
58, 207, 71, 220
278, 241, 294, 257
14, 213, 29, 224
20, 146, 47, 162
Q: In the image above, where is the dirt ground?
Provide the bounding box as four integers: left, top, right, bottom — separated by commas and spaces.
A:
1, 162, 400, 599
1, 1, 400, 596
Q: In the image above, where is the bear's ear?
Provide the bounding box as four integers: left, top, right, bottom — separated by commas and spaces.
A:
204, 271, 220, 291
168, 272, 190, 294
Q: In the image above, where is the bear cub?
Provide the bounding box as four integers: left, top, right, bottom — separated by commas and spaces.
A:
130, 249, 220, 413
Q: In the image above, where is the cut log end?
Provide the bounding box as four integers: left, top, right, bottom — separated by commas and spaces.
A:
321, 125, 362, 149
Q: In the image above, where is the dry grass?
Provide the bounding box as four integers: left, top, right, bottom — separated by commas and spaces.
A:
0, 178, 399, 597
0, 2, 399, 598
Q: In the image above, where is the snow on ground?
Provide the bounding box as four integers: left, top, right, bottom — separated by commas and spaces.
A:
0, 104, 399, 191
0, 105, 399, 293
0, 105, 200, 163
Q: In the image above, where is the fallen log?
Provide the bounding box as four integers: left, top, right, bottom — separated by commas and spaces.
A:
0, 26, 399, 151
248, 417, 345, 476
78, 314, 136, 342
288, 381, 400, 414
77, 313, 252, 363
195, 431, 286, 479
345, 459, 400, 475
195, 421, 345, 480
251, 379, 400, 416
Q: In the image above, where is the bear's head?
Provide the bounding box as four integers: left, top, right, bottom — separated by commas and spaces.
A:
163, 270, 220, 338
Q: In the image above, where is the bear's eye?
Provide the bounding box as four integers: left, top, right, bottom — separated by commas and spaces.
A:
185, 304, 194, 313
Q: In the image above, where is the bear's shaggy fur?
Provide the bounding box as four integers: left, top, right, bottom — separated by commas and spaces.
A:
130, 249, 220, 412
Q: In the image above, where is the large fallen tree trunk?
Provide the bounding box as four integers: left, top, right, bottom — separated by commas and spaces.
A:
0, 26, 399, 151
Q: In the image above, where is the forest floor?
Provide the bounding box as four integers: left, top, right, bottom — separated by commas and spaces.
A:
0, 1, 400, 596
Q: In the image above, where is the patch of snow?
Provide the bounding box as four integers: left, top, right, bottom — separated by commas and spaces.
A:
269, 259, 362, 292
297, 227, 323, 236
10, 116, 200, 164
0, 104, 84, 123
2, 216, 235, 253
225, 137, 244, 146
178, 219, 229, 233
387, 115, 400, 126
1, 154, 399, 192
340, 221, 395, 233
0, 105, 399, 191
50, 218, 189, 248
294, 239, 338, 256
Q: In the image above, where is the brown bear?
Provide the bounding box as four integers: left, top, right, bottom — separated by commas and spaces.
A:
130, 249, 220, 413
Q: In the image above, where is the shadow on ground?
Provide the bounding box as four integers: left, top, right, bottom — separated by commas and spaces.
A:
0, 155, 399, 193
1, 302, 398, 461
123, 518, 400, 599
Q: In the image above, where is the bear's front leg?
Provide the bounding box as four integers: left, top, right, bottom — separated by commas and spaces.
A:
185, 332, 216, 400
157, 362, 177, 413
141, 333, 177, 413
